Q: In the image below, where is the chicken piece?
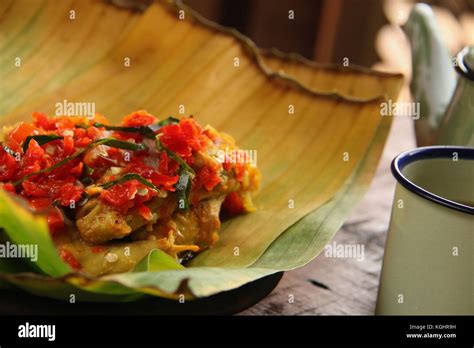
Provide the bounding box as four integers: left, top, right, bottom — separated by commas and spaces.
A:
172, 196, 225, 248
75, 196, 175, 244
75, 199, 132, 244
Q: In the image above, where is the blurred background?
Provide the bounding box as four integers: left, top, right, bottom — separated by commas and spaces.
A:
183, 0, 473, 65
181, 0, 474, 101
116, 0, 473, 74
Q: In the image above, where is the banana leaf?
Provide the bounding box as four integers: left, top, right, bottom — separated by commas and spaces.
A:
260, 48, 404, 100
0, 0, 403, 301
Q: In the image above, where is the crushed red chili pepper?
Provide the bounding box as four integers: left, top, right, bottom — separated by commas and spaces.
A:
0, 111, 256, 240
90, 246, 105, 254
0, 111, 261, 274
159, 117, 207, 160
60, 249, 82, 270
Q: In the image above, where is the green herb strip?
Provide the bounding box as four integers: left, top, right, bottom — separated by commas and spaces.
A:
82, 163, 94, 176
91, 116, 180, 139
99, 173, 162, 194
155, 136, 195, 211
155, 137, 195, 175
22, 134, 63, 153
100, 138, 148, 151
13, 138, 147, 186
92, 123, 156, 139
80, 164, 95, 185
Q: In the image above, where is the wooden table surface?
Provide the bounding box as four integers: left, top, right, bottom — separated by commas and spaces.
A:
241, 115, 416, 315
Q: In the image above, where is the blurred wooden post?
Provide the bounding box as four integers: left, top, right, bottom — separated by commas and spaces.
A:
313, 0, 387, 65
314, 0, 343, 63
183, 0, 224, 21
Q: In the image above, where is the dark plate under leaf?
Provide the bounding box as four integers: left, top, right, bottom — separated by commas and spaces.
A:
0, 272, 283, 315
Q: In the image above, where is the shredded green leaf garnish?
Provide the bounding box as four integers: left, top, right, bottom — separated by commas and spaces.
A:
91, 116, 180, 139
156, 116, 180, 127
92, 123, 156, 139
13, 138, 146, 186
155, 135, 195, 210
80, 177, 94, 185
100, 138, 148, 151
80, 164, 95, 185
82, 163, 94, 176
22, 134, 63, 153
155, 137, 195, 175
99, 173, 162, 194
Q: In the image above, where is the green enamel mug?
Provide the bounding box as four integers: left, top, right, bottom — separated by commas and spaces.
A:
376, 146, 474, 315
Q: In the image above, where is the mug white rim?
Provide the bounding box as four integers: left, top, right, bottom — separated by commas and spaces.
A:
391, 146, 474, 215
